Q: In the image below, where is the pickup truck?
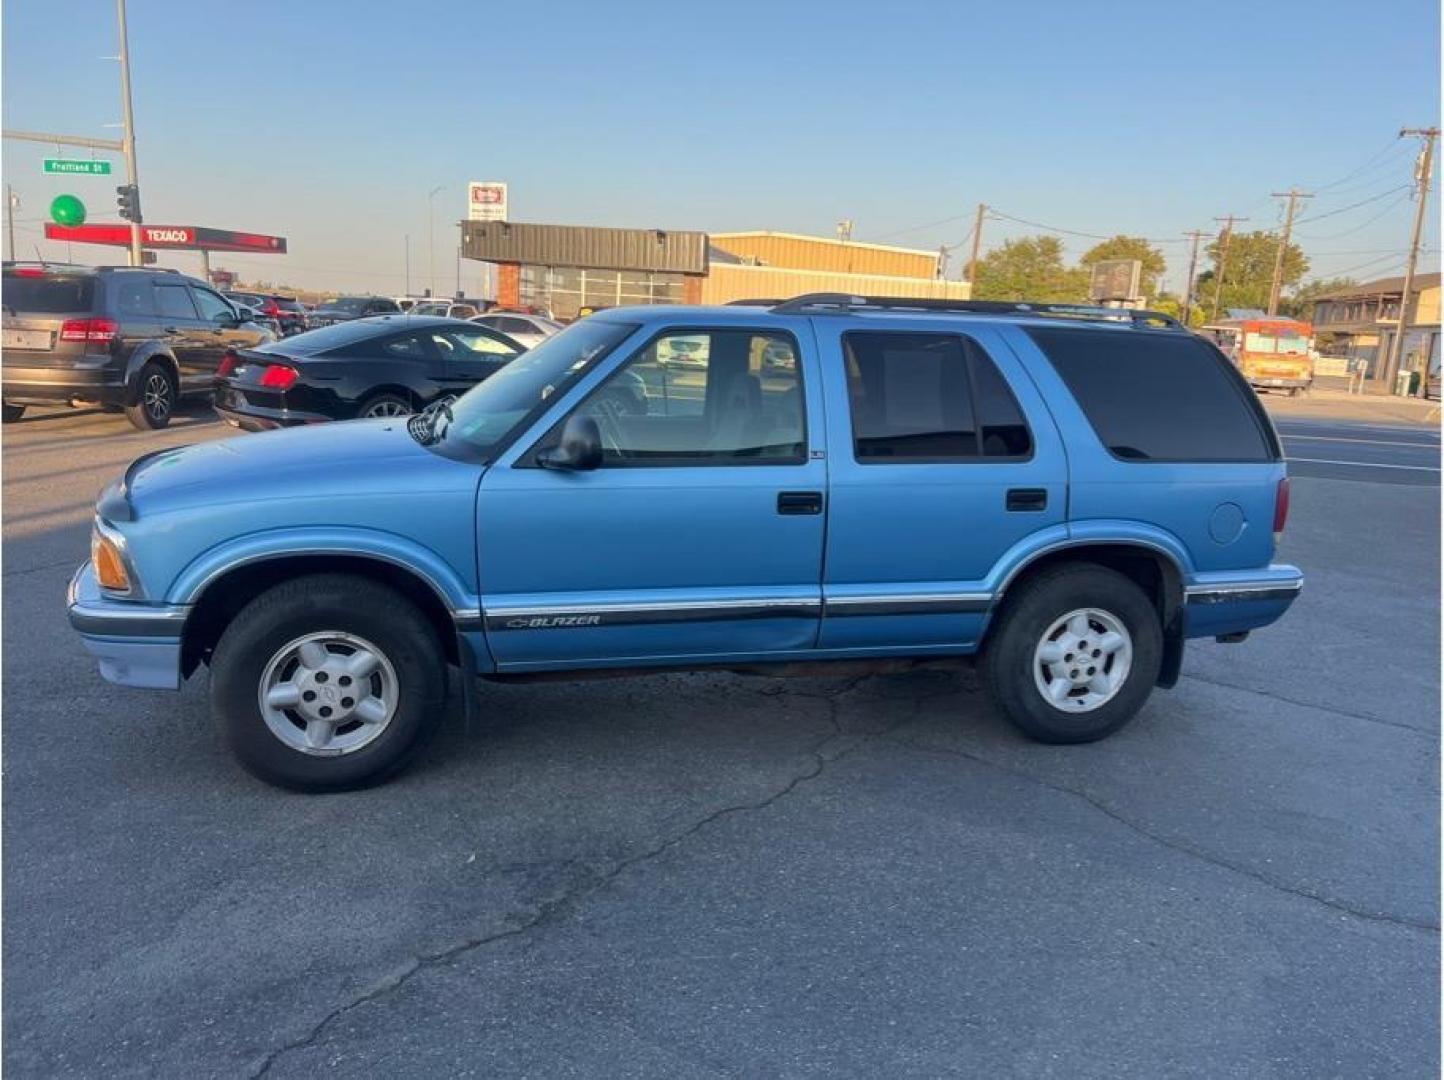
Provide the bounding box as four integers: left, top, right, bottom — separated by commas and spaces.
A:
67, 294, 1302, 790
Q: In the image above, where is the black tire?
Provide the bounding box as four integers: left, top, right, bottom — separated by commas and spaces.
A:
125, 362, 177, 430
2, 403, 24, 423
982, 562, 1162, 744
210, 574, 447, 791
357, 393, 412, 419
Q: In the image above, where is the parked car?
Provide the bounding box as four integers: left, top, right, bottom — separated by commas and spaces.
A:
227, 301, 282, 337
213, 314, 524, 430
67, 295, 1301, 790
2, 262, 275, 429
410, 300, 485, 319
224, 292, 308, 336
308, 296, 402, 327
470, 311, 564, 349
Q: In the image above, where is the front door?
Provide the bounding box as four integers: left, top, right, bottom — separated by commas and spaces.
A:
428, 324, 523, 400
478, 323, 826, 670
815, 322, 1068, 651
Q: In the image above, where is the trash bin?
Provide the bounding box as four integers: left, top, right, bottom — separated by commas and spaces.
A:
1395, 369, 1420, 396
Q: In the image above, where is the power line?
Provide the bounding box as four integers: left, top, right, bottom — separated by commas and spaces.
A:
1311, 136, 1407, 192
1292, 184, 1412, 226
1295, 193, 1413, 240
865, 211, 973, 243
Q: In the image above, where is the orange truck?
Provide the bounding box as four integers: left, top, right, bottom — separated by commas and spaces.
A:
1200, 316, 1314, 395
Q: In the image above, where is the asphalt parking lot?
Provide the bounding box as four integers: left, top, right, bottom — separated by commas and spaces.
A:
3, 400, 1439, 1078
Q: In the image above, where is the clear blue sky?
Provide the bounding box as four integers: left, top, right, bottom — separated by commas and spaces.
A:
3, 0, 1439, 296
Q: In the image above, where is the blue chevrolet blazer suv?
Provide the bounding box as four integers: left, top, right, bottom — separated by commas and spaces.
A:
67, 294, 1302, 790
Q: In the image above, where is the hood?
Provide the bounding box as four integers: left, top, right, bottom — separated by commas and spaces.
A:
125, 418, 480, 518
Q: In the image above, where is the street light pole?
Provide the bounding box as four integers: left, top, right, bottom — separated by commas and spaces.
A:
5, 185, 17, 262
427, 186, 444, 298
115, 0, 143, 267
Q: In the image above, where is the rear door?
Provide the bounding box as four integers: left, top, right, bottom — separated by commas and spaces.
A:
816, 319, 1068, 651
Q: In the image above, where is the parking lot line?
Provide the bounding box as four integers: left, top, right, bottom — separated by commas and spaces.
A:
1286, 456, 1441, 472
1281, 434, 1442, 448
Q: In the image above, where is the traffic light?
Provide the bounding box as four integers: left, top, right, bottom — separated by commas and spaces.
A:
116, 184, 141, 223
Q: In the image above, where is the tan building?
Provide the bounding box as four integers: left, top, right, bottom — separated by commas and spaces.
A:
1312, 271, 1441, 386
461, 222, 969, 318
704, 231, 969, 306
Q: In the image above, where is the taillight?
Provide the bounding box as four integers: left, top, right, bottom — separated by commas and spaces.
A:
59, 317, 119, 344
259, 364, 298, 390
1273, 477, 1290, 541
217, 350, 238, 379
263, 300, 283, 317
11, 267, 44, 278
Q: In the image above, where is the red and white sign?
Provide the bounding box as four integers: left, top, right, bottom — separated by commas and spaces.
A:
467, 181, 508, 223
44, 223, 286, 253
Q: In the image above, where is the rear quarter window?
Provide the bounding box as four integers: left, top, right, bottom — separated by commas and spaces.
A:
2, 274, 96, 313
1026, 326, 1278, 463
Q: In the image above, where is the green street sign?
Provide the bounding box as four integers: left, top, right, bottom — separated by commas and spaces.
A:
43, 158, 112, 175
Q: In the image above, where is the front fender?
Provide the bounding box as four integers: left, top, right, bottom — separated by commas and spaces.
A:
165, 526, 479, 614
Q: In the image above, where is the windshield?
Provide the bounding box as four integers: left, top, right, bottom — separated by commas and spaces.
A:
1245, 330, 1310, 355
434, 318, 637, 460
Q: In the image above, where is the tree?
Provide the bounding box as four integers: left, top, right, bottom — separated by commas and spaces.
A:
973, 236, 1089, 303
1197, 230, 1308, 316
1078, 235, 1167, 297
1280, 277, 1358, 321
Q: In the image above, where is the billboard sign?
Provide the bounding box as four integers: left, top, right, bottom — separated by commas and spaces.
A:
1089, 259, 1142, 302
468, 181, 508, 222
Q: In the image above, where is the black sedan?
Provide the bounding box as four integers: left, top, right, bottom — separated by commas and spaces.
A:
213, 315, 524, 431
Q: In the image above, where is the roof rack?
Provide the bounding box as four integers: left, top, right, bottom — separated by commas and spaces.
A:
768, 292, 1184, 329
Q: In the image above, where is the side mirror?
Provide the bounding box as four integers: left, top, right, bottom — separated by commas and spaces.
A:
219, 309, 243, 328
537, 414, 602, 471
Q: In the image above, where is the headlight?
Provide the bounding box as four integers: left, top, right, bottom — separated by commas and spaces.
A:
92, 527, 131, 593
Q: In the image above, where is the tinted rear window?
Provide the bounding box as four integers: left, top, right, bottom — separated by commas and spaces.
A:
1027, 327, 1276, 462
2, 273, 95, 313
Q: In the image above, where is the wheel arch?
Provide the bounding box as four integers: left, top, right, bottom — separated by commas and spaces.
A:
356, 385, 418, 416
123, 347, 179, 402
180, 553, 462, 678
988, 539, 1187, 687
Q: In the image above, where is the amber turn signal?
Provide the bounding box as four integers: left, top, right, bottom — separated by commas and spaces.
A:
92, 530, 131, 592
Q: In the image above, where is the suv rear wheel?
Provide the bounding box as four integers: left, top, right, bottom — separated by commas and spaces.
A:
983, 563, 1162, 743
125, 362, 177, 430
210, 574, 446, 791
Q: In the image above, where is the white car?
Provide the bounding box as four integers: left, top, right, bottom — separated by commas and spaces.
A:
470, 312, 564, 350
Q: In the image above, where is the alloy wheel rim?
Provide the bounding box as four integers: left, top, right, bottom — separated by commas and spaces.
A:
144, 373, 171, 419
366, 400, 410, 417
1032, 607, 1132, 713
258, 631, 399, 756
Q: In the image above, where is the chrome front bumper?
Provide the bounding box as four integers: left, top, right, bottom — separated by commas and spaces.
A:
67, 562, 188, 689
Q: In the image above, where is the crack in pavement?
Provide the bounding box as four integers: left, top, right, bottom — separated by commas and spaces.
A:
247, 677, 871, 1078
886, 733, 1440, 935
1180, 671, 1437, 738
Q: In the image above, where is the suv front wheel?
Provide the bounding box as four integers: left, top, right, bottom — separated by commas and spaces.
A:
210, 574, 446, 790
126, 362, 177, 430
983, 563, 1162, 743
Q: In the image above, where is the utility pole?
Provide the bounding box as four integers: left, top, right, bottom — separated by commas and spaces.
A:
1382, 127, 1438, 395
5, 186, 17, 262
1210, 214, 1248, 321
115, 0, 143, 267
1267, 189, 1312, 316
404, 234, 410, 296
1180, 230, 1208, 326
426, 186, 444, 298
966, 203, 987, 288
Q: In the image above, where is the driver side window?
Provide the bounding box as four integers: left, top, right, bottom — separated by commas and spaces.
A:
563, 328, 805, 465
190, 286, 233, 322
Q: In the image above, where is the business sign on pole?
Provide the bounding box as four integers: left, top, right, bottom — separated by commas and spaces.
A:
1089, 259, 1143, 302
44, 222, 288, 253
468, 181, 507, 222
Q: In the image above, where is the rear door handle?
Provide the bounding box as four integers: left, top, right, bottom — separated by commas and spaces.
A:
1006, 488, 1048, 512
163, 326, 181, 335
777, 491, 823, 515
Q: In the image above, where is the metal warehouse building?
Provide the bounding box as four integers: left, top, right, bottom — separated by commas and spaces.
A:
461, 222, 970, 318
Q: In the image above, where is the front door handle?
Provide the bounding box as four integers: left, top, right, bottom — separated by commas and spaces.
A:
163, 326, 181, 335
1006, 488, 1048, 512
777, 490, 823, 515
